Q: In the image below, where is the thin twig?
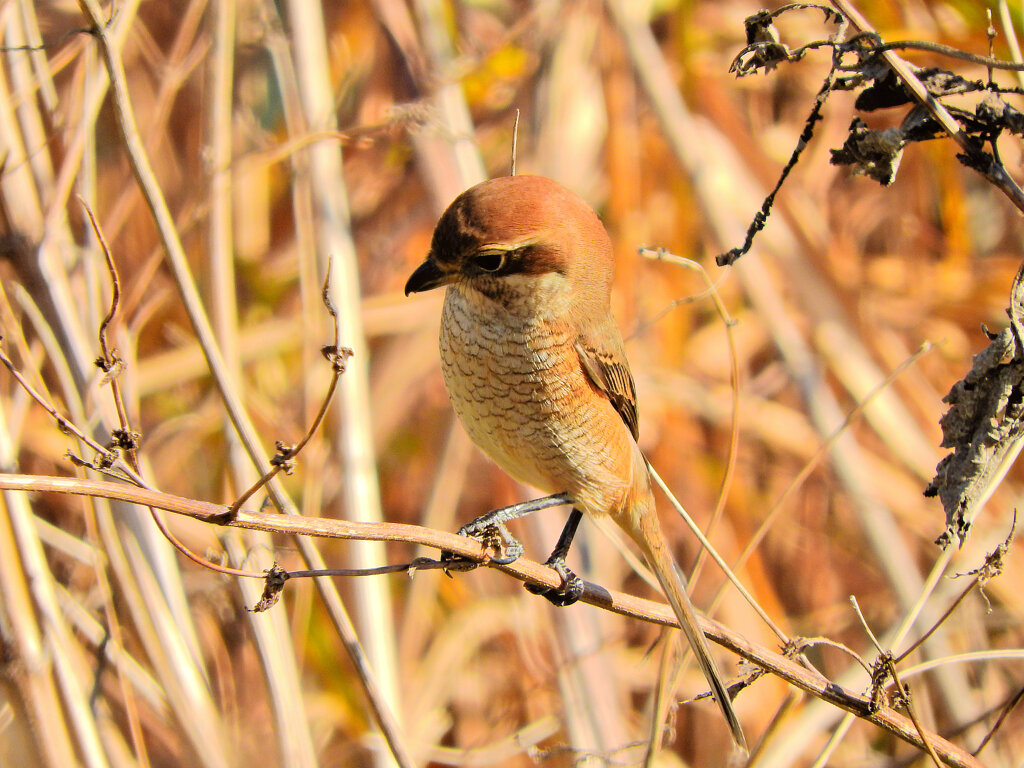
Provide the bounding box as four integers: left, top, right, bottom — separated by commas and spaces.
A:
637, 248, 740, 587
709, 343, 933, 617
0, 346, 110, 461
869, 39, 1024, 71
510, 108, 520, 176
894, 512, 1013, 665
997, 0, 1024, 90
851, 597, 943, 768
229, 264, 352, 514
793, 636, 872, 674
717, 74, 835, 266
972, 685, 1024, 756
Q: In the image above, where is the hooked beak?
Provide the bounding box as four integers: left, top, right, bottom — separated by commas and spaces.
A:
404, 258, 454, 295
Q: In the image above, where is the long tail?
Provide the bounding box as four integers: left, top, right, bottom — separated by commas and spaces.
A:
620, 477, 747, 750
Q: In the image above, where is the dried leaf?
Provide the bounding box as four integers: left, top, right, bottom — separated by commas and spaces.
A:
829, 118, 906, 185
927, 264, 1024, 548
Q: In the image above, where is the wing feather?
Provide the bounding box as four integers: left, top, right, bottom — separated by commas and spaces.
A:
575, 334, 639, 440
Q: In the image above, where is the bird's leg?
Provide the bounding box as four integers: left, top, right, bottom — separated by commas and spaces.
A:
525, 508, 585, 605
444, 493, 573, 566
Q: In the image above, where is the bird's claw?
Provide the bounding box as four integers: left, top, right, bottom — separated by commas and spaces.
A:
525, 555, 585, 606
446, 521, 524, 566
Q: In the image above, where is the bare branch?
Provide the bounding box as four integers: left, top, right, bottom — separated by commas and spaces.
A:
0, 472, 989, 767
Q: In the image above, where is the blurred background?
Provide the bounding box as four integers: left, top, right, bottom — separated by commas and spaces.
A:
1, 0, 1023, 766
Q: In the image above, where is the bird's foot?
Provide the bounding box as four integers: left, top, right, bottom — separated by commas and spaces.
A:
443, 520, 524, 567
525, 555, 584, 606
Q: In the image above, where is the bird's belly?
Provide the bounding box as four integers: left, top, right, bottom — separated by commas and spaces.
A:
440, 292, 633, 512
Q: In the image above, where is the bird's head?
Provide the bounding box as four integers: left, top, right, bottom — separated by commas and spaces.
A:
404, 175, 614, 318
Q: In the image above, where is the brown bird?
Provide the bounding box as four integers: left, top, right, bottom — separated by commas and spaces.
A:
405, 174, 745, 748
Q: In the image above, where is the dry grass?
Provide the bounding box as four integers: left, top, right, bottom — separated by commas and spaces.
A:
1, 1, 1023, 766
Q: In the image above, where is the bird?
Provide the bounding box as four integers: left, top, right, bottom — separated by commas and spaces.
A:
405, 174, 745, 749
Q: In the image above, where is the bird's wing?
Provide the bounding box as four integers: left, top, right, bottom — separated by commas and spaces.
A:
575, 330, 639, 441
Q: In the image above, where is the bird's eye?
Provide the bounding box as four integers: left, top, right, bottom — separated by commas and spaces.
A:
473, 250, 506, 273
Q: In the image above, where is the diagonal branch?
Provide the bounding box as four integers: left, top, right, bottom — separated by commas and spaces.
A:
0, 473, 986, 768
